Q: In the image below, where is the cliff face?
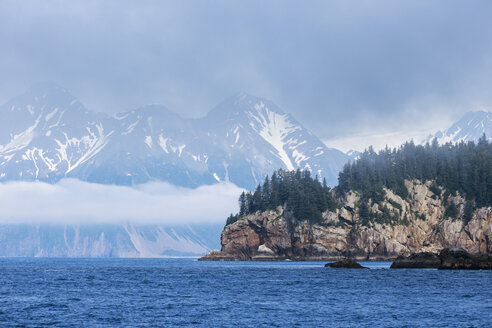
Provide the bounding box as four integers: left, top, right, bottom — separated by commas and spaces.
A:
200, 180, 492, 260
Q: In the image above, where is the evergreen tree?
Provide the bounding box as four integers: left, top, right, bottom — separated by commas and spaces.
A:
338, 137, 492, 213
359, 199, 370, 226
444, 202, 459, 219
226, 169, 339, 225
463, 200, 475, 224
226, 138, 491, 227
239, 192, 247, 215
262, 176, 271, 209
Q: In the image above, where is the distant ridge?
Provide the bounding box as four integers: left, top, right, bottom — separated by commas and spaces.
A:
424, 110, 492, 144
0, 83, 349, 189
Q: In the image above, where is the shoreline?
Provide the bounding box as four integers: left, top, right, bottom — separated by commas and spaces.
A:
198, 254, 399, 261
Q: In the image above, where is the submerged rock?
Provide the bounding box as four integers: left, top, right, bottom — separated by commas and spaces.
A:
390, 252, 440, 269
324, 259, 367, 269
438, 247, 492, 270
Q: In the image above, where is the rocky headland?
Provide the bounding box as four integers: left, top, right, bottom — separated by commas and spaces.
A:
200, 180, 492, 261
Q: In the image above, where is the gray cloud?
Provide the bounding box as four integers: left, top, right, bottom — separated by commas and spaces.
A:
0, 179, 242, 224
1, 0, 492, 145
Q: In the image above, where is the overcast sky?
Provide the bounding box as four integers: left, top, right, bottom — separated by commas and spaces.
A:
1, 0, 492, 151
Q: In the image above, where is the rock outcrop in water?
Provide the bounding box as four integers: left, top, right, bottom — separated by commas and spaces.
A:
438, 247, 492, 270
390, 247, 492, 269
200, 180, 492, 261
325, 259, 367, 268
390, 252, 441, 268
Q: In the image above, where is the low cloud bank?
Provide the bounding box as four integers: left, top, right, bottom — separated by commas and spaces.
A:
0, 179, 242, 225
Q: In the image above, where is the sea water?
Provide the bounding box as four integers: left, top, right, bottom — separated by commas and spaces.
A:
0, 259, 490, 327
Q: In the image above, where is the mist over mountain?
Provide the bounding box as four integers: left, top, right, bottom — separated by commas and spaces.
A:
424, 110, 492, 145
0, 83, 349, 189
1, 83, 491, 257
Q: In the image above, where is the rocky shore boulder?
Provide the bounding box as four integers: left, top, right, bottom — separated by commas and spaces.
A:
324, 259, 367, 269
389, 247, 492, 269
390, 252, 440, 269
438, 247, 492, 270
198, 250, 240, 261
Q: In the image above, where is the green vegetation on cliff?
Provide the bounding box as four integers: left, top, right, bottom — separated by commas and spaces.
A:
338, 136, 492, 210
227, 169, 337, 225
227, 137, 492, 227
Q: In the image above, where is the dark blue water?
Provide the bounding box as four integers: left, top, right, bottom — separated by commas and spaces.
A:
0, 259, 490, 327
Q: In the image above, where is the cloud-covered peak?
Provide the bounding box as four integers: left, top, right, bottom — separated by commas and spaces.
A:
425, 110, 492, 144
205, 92, 287, 123
27, 81, 69, 95
128, 104, 182, 119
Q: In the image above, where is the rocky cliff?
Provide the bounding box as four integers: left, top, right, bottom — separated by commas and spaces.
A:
200, 180, 492, 260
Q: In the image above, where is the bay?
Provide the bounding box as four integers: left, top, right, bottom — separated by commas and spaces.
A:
0, 259, 490, 327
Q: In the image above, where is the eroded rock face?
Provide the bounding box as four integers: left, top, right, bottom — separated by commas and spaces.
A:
200, 180, 492, 261
219, 209, 292, 260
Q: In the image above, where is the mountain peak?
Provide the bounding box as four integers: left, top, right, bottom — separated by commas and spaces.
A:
235, 91, 251, 101
27, 81, 71, 97
231, 92, 282, 112
22, 81, 79, 111
0, 85, 349, 188
424, 110, 492, 144
206, 93, 286, 122
461, 110, 491, 121
0, 82, 85, 120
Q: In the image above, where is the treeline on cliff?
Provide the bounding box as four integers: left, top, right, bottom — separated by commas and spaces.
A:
227, 136, 491, 226
226, 170, 337, 225
338, 135, 492, 221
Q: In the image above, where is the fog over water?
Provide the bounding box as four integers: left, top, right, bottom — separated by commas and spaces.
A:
0, 179, 241, 224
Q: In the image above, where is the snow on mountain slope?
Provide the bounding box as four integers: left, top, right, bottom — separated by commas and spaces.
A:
0, 84, 349, 188
0, 83, 115, 182
202, 93, 349, 187
0, 84, 353, 257
249, 101, 297, 170
75, 105, 217, 186
424, 110, 492, 144
346, 150, 361, 160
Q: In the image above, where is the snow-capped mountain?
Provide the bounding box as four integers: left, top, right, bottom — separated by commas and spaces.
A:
0, 84, 349, 189
0, 83, 114, 183
201, 93, 348, 187
424, 110, 492, 145
0, 83, 352, 257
